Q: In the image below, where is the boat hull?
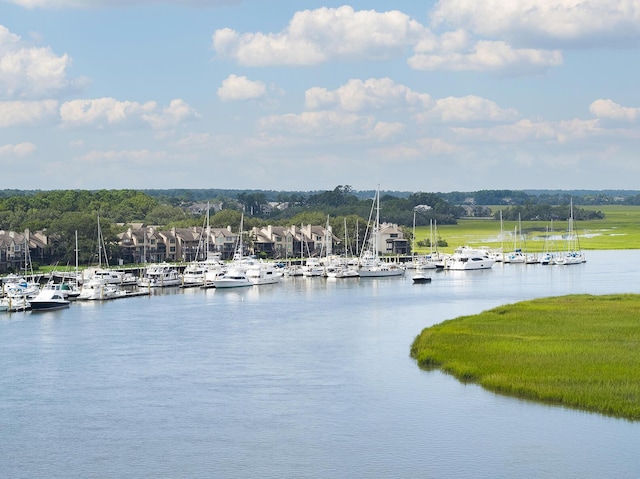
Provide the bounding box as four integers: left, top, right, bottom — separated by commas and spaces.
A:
358, 268, 405, 277
213, 279, 252, 288
29, 301, 69, 311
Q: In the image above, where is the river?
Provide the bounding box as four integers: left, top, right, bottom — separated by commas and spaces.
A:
1, 250, 639, 478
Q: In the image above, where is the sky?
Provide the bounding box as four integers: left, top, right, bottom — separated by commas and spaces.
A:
1, 0, 640, 193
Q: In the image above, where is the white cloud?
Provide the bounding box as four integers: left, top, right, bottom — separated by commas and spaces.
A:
75, 148, 167, 166
142, 99, 200, 129
217, 74, 266, 102
0, 100, 58, 127
452, 118, 600, 143
590, 99, 640, 121
305, 78, 431, 112
0, 25, 85, 99
213, 6, 424, 66
417, 95, 519, 123
0, 142, 36, 157
60, 97, 155, 126
409, 40, 562, 73
59, 97, 197, 129
371, 121, 405, 141
258, 110, 398, 142
430, 0, 640, 46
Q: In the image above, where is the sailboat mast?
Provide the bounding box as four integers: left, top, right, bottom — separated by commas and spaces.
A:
205, 201, 211, 260
75, 230, 79, 288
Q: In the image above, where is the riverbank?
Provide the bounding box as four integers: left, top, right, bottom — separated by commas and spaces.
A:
410, 294, 640, 420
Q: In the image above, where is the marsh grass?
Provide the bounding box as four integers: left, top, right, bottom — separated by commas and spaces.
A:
410, 294, 640, 420
415, 205, 640, 254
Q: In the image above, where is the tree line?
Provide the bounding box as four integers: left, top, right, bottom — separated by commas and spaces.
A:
0, 187, 612, 267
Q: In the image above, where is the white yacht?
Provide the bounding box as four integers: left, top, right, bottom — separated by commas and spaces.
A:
245, 260, 282, 285
444, 246, 496, 271
138, 263, 182, 288
78, 279, 127, 300
213, 266, 253, 288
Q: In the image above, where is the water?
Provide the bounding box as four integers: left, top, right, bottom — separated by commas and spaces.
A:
2, 250, 640, 478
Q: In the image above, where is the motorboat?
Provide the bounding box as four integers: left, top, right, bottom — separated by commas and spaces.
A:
185, 256, 225, 287
245, 260, 282, 285
444, 246, 496, 271
213, 266, 252, 288
1, 275, 40, 299
138, 263, 181, 288
78, 279, 127, 300
28, 283, 70, 311
0, 293, 31, 312
412, 272, 432, 284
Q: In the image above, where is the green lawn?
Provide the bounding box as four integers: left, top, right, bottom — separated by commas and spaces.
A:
414, 205, 640, 254
410, 294, 640, 420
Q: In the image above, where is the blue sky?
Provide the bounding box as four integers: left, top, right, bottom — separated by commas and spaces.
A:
1, 0, 639, 192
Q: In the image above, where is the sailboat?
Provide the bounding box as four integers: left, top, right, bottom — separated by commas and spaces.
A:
213, 213, 253, 288
184, 202, 224, 287
411, 211, 434, 283
358, 187, 405, 278
503, 214, 526, 264
554, 199, 586, 265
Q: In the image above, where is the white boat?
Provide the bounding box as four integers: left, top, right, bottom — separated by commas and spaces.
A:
503, 217, 527, 264
0, 293, 31, 312
186, 204, 225, 287
554, 199, 586, 265
412, 271, 432, 284
78, 279, 127, 300
84, 268, 137, 285
358, 187, 405, 278
302, 258, 324, 277
83, 218, 138, 286
325, 263, 359, 279
358, 251, 405, 277
29, 283, 70, 311
1, 276, 40, 299
183, 258, 224, 287
245, 260, 282, 285
212, 214, 253, 289
503, 249, 526, 264
213, 266, 252, 288
444, 246, 496, 270
138, 263, 182, 287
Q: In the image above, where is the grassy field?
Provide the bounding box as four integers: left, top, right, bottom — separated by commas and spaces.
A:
414, 205, 640, 254
410, 294, 640, 420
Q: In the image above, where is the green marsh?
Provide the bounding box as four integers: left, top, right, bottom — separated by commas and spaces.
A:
411, 294, 640, 420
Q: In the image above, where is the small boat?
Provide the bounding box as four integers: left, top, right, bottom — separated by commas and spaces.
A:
412, 272, 432, 284
0, 294, 31, 312
29, 284, 70, 311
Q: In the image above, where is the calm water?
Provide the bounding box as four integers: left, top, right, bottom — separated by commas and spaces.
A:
2, 250, 640, 478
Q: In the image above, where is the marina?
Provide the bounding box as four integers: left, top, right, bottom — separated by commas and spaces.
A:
1, 250, 639, 478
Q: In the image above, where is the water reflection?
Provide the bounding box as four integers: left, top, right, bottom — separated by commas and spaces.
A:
1, 250, 640, 478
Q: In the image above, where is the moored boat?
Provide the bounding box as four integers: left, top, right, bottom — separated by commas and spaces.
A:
29, 283, 70, 311
444, 246, 496, 271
